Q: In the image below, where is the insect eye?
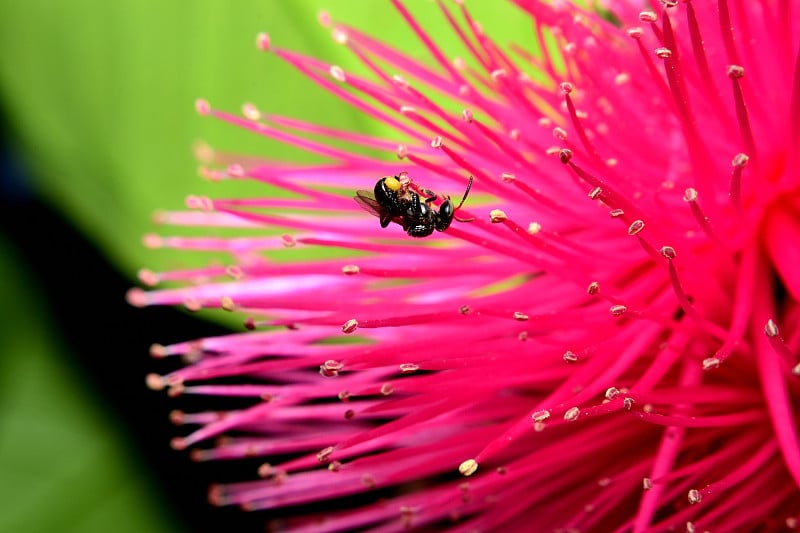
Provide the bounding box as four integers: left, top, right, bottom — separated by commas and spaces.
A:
384, 176, 402, 191
439, 200, 454, 218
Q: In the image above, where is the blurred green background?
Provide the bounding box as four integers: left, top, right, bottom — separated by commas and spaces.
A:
0, 1, 529, 531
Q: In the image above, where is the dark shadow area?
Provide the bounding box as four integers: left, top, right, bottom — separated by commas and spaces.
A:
0, 138, 268, 532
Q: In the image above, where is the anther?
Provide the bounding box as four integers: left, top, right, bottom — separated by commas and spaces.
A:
564, 407, 580, 421
489, 209, 507, 223
563, 350, 578, 363
342, 319, 358, 334
605, 387, 620, 400
242, 102, 261, 121
220, 296, 235, 311
317, 446, 334, 463
639, 11, 657, 23
392, 75, 409, 89
256, 32, 271, 51
331, 27, 348, 45
459, 459, 478, 476
329, 65, 346, 82
732, 153, 749, 168
660, 246, 676, 259
627, 27, 644, 39
320, 360, 344, 377
654, 47, 672, 59
226, 164, 245, 178
627, 220, 645, 235
610, 304, 627, 316
195, 99, 211, 115
558, 149, 573, 163
623, 397, 635, 410
226, 266, 244, 279
532, 409, 550, 422
726, 65, 745, 79
342, 265, 360, 275
399, 363, 419, 374
764, 319, 779, 337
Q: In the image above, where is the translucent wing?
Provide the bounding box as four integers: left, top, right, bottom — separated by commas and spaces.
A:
354, 190, 403, 229
354, 190, 383, 217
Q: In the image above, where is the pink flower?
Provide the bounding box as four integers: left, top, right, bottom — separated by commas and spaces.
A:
130, 1, 800, 530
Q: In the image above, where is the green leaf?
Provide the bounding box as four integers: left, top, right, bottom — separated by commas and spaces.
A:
0, 236, 180, 533
0, 0, 532, 278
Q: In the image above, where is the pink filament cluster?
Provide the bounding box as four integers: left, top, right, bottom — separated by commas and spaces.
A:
131, 1, 800, 531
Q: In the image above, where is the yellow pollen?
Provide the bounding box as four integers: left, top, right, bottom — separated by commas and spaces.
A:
384, 176, 401, 191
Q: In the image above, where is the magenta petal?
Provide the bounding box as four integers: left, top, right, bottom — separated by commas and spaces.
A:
135, 1, 800, 531
764, 203, 800, 300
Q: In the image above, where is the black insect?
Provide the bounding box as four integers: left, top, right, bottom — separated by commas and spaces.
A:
355, 173, 473, 238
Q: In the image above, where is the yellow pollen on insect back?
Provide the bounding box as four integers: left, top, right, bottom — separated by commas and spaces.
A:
384, 176, 402, 191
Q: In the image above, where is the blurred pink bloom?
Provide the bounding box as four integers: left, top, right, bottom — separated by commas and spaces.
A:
130, 0, 800, 530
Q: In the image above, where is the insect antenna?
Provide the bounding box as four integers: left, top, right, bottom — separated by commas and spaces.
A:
454, 175, 475, 222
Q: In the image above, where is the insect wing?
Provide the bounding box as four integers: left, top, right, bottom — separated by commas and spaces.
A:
354, 190, 402, 229
356, 189, 388, 217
